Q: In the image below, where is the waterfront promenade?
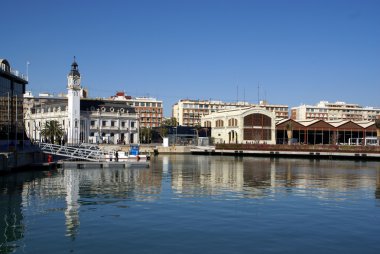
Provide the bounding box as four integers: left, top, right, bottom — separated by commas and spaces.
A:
192, 143, 380, 160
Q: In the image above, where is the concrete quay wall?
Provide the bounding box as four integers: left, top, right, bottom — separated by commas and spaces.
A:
0, 151, 44, 173
191, 148, 380, 160
99, 144, 192, 154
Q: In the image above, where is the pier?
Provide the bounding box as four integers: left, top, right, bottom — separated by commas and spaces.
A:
60, 160, 149, 169
191, 144, 380, 160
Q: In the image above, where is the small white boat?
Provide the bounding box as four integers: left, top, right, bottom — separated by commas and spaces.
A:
105, 144, 151, 162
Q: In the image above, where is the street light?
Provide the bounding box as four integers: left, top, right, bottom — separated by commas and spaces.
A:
173, 127, 177, 146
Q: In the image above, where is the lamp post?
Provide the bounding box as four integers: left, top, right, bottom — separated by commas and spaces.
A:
173, 127, 177, 146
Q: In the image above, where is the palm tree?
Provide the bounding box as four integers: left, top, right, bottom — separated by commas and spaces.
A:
40, 120, 64, 144
286, 122, 293, 144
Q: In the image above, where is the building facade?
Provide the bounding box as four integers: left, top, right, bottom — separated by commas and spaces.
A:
173, 99, 288, 127
201, 107, 276, 144
24, 96, 140, 145
291, 101, 380, 121
24, 62, 140, 145
110, 92, 163, 128
0, 59, 28, 151
276, 118, 377, 145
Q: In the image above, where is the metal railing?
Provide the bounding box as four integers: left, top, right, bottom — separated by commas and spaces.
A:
37, 142, 105, 161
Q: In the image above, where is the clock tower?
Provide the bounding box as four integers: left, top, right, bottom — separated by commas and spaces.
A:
67, 57, 81, 145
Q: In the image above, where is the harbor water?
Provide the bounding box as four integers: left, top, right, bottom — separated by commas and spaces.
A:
1, 155, 380, 254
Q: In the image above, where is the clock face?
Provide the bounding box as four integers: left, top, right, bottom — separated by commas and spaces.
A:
73, 77, 80, 86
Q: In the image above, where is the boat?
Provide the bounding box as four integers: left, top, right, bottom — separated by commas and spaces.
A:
104, 144, 151, 162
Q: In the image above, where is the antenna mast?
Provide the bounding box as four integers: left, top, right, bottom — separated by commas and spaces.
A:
257, 82, 260, 104
236, 85, 239, 102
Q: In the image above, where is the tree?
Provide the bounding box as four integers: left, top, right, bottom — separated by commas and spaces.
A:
139, 127, 152, 144
286, 122, 293, 145
158, 117, 177, 139
40, 120, 64, 144
162, 117, 177, 127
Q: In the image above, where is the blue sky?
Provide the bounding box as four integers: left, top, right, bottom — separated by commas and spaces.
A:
2, 0, 380, 116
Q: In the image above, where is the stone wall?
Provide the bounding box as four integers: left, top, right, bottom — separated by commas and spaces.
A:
0, 151, 44, 173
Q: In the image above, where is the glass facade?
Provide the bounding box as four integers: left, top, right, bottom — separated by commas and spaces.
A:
0, 67, 27, 151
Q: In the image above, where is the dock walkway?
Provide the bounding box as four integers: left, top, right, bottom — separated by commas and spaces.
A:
191, 145, 380, 160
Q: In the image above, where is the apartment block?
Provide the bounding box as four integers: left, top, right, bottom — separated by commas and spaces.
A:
173, 99, 288, 127
291, 101, 380, 121
110, 92, 163, 128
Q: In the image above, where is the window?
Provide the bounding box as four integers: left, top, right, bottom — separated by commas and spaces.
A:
91, 120, 95, 126
216, 120, 224, 127
228, 118, 238, 127
131, 121, 135, 128
121, 122, 125, 127
111, 121, 115, 127
102, 121, 106, 127
204, 121, 211, 127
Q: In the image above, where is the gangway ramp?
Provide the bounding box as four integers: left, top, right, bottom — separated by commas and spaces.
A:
37, 142, 105, 161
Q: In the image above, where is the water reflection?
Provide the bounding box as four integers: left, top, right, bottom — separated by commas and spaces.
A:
166, 155, 379, 200
376, 169, 380, 199
0, 156, 379, 253
64, 169, 80, 239
0, 171, 46, 254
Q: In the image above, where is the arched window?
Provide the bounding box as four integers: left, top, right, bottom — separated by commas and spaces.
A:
216, 120, 224, 127
204, 121, 211, 127
244, 113, 271, 127
228, 118, 238, 127
243, 113, 272, 141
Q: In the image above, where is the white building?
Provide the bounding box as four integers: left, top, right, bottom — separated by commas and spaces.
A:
291, 101, 380, 121
173, 99, 288, 127
201, 107, 276, 144
24, 60, 140, 145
